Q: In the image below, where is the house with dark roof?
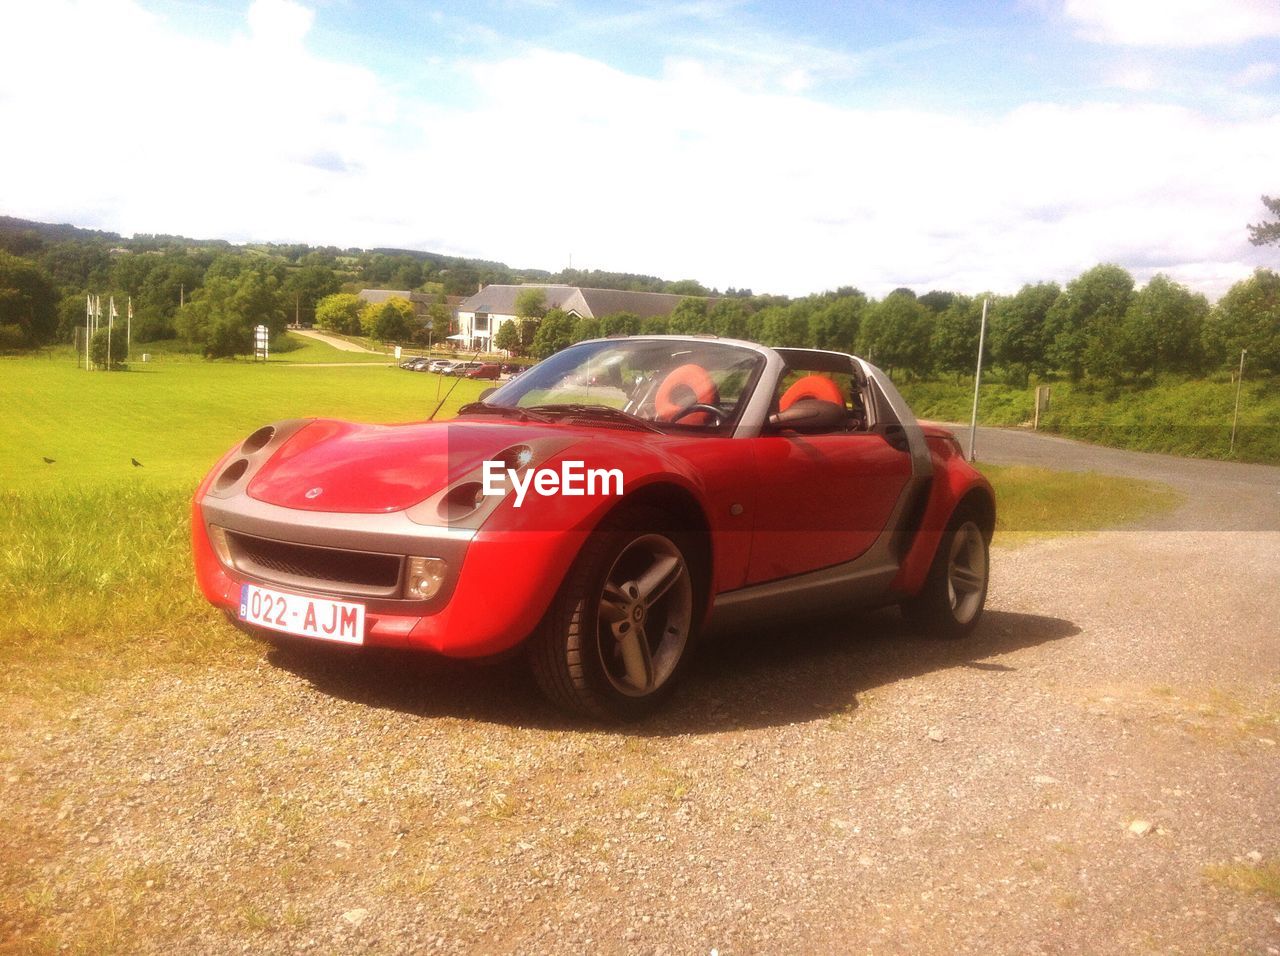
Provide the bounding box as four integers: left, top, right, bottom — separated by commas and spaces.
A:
454, 284, 689, 350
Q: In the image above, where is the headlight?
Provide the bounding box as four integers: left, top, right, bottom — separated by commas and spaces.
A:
405, 556, 447, 600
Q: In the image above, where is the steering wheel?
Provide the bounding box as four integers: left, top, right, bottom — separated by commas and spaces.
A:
670, 403, 727, 424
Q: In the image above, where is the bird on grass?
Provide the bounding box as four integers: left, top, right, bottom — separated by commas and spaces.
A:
42, 456, 55, 464
131, 458, 143, 468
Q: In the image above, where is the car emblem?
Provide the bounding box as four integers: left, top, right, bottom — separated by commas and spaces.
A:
305, 487, 323, 499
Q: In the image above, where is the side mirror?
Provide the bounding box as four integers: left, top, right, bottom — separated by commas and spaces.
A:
477, 387, 498, 402
767, 399, 848, 434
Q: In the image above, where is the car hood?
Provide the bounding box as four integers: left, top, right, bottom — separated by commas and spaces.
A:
246, 418, 576, 513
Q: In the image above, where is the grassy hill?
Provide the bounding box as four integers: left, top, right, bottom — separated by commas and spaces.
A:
899, 373, 1280, 464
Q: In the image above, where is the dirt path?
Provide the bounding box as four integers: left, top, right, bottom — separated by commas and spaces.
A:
3, 432, 1278, 953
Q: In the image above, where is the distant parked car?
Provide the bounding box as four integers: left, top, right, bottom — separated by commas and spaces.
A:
466, 364, 501, 380
448, 361, 483, 377
427, 360, 457, 374
400, 357, 431, 371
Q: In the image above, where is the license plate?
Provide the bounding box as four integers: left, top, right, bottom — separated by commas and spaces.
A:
239, 584, 365, 645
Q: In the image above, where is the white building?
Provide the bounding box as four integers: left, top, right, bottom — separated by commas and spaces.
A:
454, 284, 689, 351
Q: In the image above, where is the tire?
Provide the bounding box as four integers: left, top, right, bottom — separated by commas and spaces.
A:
529, 505, 699, 721
900, 509, 989, 638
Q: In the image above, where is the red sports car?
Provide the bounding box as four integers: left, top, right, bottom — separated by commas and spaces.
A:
193, 336, 994, 719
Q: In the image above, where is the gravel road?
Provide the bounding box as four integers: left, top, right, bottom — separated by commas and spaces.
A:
3, 429, 1278, 953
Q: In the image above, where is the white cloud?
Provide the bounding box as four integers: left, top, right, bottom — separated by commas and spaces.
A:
1233, 61, 1280, 85
1105, 65, 1160, 91
1063, 0, 1280, 48
246, 0, 313, 48
1, 1, 1277, 300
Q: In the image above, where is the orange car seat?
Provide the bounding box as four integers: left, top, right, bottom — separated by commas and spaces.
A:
779, 374, 843, 411
656, 364, 720, 424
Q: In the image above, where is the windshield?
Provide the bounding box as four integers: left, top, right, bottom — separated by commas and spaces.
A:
480, 338, 765, 432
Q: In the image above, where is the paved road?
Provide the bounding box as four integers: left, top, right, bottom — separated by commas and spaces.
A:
960, 423, 1280, 531
292, 328, 383, 353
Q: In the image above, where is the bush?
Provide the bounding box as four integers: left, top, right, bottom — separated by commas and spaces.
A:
0, 324, 24, 352
269, 333, 301, 354
88, 327, 130, 368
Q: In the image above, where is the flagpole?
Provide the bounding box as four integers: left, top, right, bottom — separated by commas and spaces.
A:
85, 295, 92, 370
108, 296, 115, 369
127, 296, 132, 356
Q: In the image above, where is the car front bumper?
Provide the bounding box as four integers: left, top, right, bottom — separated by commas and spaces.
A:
193, 496, 588, 658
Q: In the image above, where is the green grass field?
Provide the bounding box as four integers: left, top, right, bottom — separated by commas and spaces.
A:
1, 336, 1181, 700
2, 343, 487, 490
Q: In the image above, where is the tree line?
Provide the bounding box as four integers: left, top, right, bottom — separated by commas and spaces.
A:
2, 209, 1277, 377
485, 267, 1279, 380
0, 216, 712, 358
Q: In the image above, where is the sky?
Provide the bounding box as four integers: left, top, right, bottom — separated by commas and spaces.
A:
2, 0, 1279, 299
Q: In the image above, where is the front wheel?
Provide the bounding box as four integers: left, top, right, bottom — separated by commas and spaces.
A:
901, 513, 989, 638
529, 506, 697, 721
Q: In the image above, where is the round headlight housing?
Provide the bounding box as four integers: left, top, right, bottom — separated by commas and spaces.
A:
405, 556, 447, 600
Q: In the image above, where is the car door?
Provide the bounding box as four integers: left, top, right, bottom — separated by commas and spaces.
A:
742, 370, 913, 585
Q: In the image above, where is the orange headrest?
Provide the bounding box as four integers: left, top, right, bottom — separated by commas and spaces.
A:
779, 374, 843, 411
656, 364, 720, 421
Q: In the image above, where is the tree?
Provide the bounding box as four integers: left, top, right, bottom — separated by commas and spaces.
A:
757, 303, 810, 348
283, 264, 341, 325
391, 260, 424, 291
57, 293, 86, 342
531, 308, 575, 358
1044, 264, 1133, 380
0, 250, 58, 346
1247, 195, 1280, 247
492, 320, 521, 354
708, 300, 751, 339
368, 297, 415, 342
1205, 269, 1280, 373
1118, 274, 1209, 376
177, 268, 285, 358
315, 293, 365, 335
444, 267, 479, 296
990, 282, 1059, 383
667, 279, 709, 296
232, 268, 287, 338
858, 292, 934, 375
666, 297, 711, 335
930, 295, 987, 377
514, 287, 548, 321
918, 290, 956, 314
572, 316, 602, 342
808, 292, 866, 352
136, 253, 206, 339
639, 314, 668, 335
600, 311, 640, 337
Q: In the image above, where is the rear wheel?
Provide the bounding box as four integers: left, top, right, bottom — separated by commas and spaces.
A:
901, 511, 989, 638
529, 506, 697, 721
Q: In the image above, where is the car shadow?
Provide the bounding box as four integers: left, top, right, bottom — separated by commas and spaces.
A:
264, 607, 1080, 734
